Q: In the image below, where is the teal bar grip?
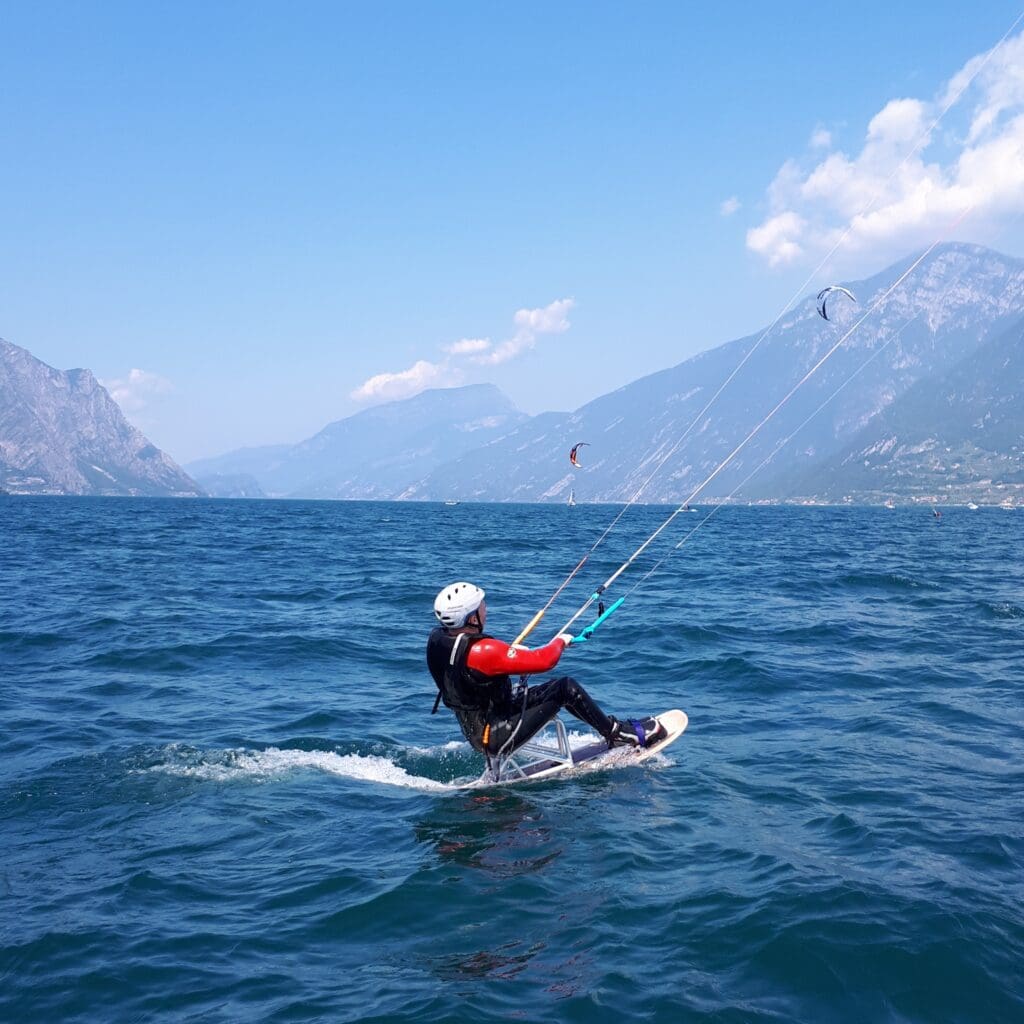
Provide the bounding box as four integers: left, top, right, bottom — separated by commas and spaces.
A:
571, 597, 625, 643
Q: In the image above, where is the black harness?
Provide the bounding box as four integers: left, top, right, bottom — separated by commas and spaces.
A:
425, 628, 513, 751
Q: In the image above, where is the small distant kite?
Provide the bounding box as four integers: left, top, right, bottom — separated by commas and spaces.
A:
816, 285, 857, 321
569, 442, 590, 468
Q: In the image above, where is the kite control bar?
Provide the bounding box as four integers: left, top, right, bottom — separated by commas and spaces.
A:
571, 596, 624, 644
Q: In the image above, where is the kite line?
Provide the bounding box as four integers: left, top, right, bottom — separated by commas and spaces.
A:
554, 202, 975, 641
513, 11, 1023, 646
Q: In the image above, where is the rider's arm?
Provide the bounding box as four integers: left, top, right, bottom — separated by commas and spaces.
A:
467, 636, 566, 676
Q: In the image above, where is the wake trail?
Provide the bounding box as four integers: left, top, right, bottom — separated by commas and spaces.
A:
146, 744, 467, 792
142, 730, 675, 791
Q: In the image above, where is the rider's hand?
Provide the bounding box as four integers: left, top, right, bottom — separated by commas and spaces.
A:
556, 632, 574, 646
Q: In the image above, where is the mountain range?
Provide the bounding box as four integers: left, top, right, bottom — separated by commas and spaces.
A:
3, 242, 1021, 503
188, 243, 1024, 505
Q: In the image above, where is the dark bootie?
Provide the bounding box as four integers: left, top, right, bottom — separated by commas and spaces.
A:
606, 715, 666, 749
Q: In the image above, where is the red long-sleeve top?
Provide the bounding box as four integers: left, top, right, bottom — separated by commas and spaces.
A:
466, 635, 567, 677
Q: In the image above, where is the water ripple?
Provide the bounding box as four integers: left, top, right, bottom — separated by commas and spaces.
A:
1, 499, 1022, 1023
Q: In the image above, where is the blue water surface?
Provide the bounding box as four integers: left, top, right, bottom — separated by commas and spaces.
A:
1, 497, 1022, 1023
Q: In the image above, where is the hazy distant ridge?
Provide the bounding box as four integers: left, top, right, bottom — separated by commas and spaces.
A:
187, 384, 528, 498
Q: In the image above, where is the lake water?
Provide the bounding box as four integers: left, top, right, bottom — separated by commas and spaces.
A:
1, 497, 1022, 1023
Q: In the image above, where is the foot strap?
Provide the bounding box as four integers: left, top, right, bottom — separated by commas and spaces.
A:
629, 719, 646, 747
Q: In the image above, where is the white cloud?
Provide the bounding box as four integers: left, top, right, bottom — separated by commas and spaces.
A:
746, 30, 1024, 267
443, 337, 491, 356
350, 297, 575, 402
350, 359, 451, 402
746, 211, 807, 267
867, 98, 927, 146
472, 337, 529, 366
720, 196, 741, 216
942, 32, 1024, 143
100, 368, 172, 413
474, 298, 575, 366
809, 127, 832, 149
512, 297, 574, 335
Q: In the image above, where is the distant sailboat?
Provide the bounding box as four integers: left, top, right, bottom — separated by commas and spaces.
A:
967, 502, 979, 510
884, 498, 895, 509
567, 488, 576, 507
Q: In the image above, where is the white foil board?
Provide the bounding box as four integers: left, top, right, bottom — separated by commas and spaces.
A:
478, 709, 688, 786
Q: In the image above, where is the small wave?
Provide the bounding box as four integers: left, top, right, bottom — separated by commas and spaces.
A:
79, 633, 363, 671
838, 571, 940, 592
251, 587, 334, 604
804, 811, 875, 849
279, 711, 345, 732
977, 600, 1024, 620
146, 745, 460, 792
0, 629, 67, 650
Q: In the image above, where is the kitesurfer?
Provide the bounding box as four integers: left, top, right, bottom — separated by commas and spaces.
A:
426, 582, 665, 758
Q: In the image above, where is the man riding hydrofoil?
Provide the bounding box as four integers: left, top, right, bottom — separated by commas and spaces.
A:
426, 582, 665, 761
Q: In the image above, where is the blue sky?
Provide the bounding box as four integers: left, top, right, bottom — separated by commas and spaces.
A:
3, 1, 1023, 462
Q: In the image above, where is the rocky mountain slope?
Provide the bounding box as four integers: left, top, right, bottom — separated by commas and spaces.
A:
772, 316, 1024, 503
407, 243, 1024, 502
0, 338, 203, 496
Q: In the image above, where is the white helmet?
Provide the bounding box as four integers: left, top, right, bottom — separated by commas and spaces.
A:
434, 582, 485, 628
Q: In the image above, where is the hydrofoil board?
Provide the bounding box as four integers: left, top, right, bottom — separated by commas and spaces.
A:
479, 709, 687, 786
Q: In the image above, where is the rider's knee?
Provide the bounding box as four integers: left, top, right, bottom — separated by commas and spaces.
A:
556, 675, 582, 702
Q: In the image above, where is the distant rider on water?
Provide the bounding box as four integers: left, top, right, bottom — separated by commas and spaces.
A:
426, 582, 665, 761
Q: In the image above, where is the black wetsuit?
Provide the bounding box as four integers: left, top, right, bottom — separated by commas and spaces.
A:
426, 627, 613, 756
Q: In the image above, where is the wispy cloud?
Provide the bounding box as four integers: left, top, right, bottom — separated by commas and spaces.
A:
809, 127, 832, 150
747, 30, 1024, 268
472, 298, 575, 366
100, 368, 172, 413
442, 337, 492, 356
350, 298, 575, 402
513, 298, 574, 335
720, 196, 741, 217
350, 359, 452, 402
